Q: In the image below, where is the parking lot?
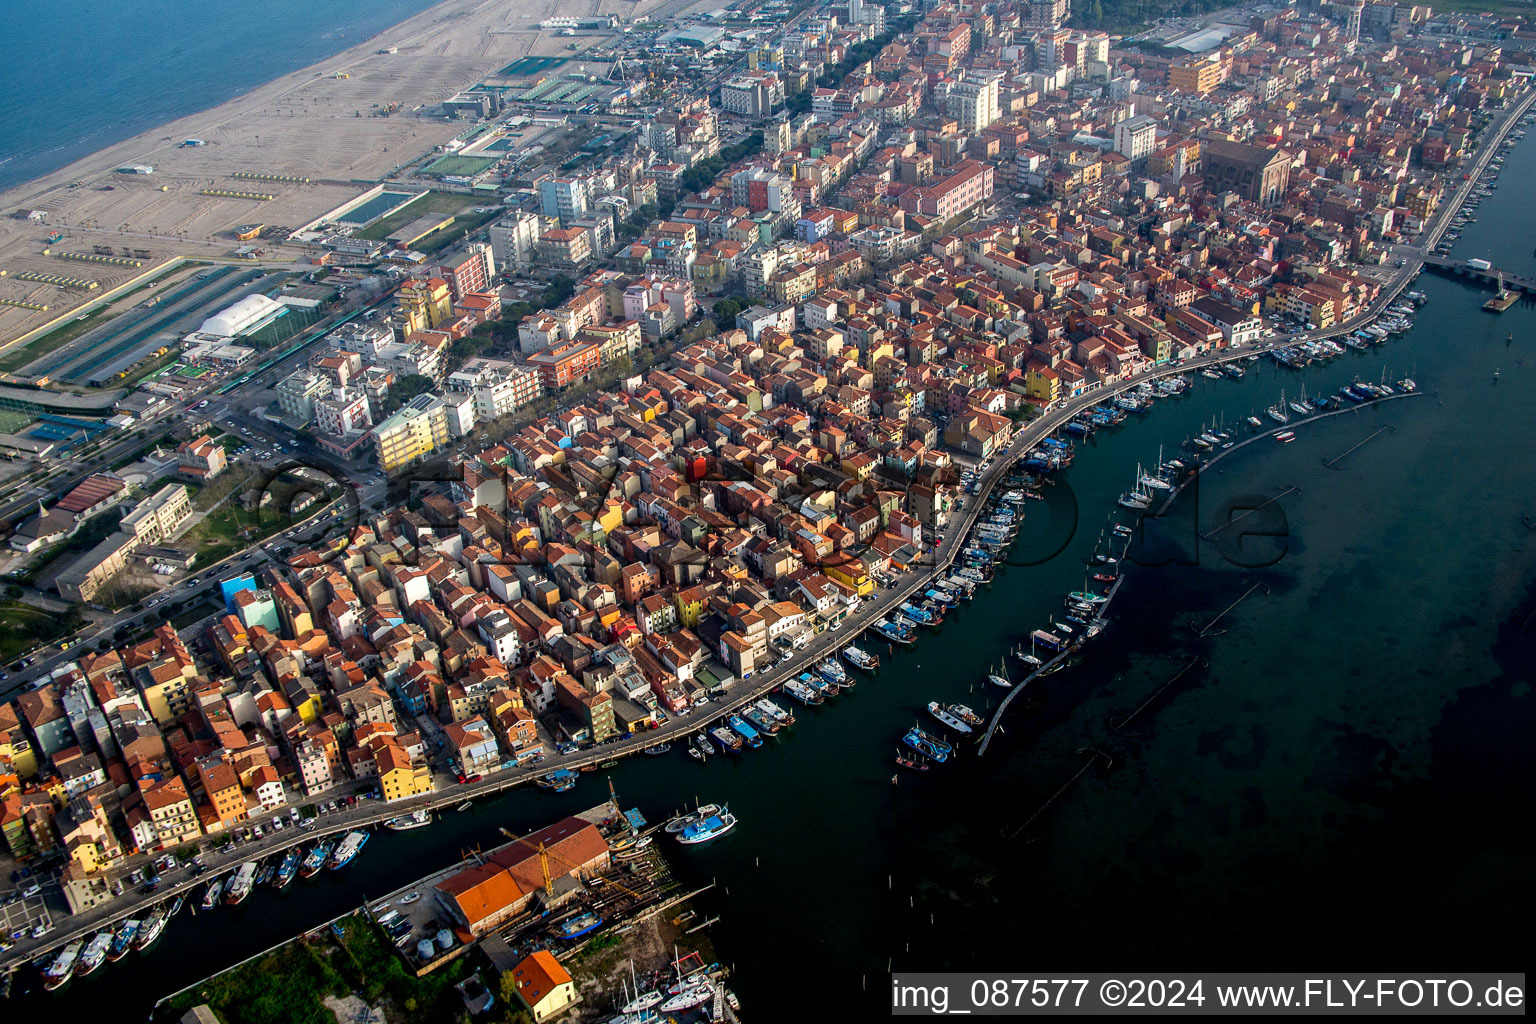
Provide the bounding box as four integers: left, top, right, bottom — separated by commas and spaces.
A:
0, 883, 56, 946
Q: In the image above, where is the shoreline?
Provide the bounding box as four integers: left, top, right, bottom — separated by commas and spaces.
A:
0, 0, 469, 210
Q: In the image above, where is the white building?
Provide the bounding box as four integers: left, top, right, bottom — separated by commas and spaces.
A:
199, 294, 287, 339
1113, 114, 1157, 165
946, 71, 1003, 134
489, 211, 544, 269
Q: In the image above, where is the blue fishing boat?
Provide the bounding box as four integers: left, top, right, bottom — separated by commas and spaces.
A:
902, 727, 950, 762
899, 602, 939, 625
537, 769, 579, 792
553, 911, 603, 940
677, 807, 738, 845
272, 848, 300, 889
817, 658, 847, 686
726, 714, 763, 748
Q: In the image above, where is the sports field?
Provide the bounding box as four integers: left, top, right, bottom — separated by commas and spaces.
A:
499, 56, 567, 77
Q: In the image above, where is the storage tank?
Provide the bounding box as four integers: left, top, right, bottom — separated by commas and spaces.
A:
416, 939, 436, 960
435, 929, 455, 952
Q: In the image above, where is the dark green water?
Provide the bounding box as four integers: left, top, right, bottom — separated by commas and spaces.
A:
18, 150, 1536, 1021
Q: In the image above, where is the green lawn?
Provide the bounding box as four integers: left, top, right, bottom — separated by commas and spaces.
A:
0, 603, 70, 662
0, 307, 124, 374
411, 207, 502, 255
353, 192, 483, 242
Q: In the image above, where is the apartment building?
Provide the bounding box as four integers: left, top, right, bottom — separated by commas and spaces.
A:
372, 393, 451, 472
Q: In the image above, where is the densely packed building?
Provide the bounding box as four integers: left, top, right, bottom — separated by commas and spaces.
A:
3, 0, 1530, 916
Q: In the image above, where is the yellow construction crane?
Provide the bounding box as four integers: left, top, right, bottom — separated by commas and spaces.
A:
497, 819, 649, 903
498, 826, 557, 895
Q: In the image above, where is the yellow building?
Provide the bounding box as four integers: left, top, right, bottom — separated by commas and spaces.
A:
377, 745, 432, 802
823, 559, 874, 596
1023, 366, 1060, 404
138, 663, 195, 723
373, 395, 451, 472
673, 586, 705, 629
1169, 57, 1221, 95
396, 277, 452, 334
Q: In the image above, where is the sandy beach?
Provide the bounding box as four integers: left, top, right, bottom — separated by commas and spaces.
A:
0, 0, 672, 346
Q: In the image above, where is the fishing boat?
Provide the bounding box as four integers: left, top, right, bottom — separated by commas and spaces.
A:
643, 743, 672, 756
896, 749, 931, 772
926, 701, 973, 733
741, 705, 780, 735
75, 932, 111, 978
272, 849, 301, 888
842, 644, 879, 670
726, 714, 764, 748
903, 726, 952, 762
537, 769, 579, 792
709, 725, 744, 753
872, 618, 914, 644
949, 704, 983, 727
43, 939, 83, 991
299, 839, 335, 879
817, 658, 848, 687
1094, 572, 1117, 582
383, 809, 432, 831
665, 804, 724, 834
328, 830, 369, 870
687, 745, 706, 762
1069, 590, 1108, 605
552, 911, 603, 940
106, 919, 140, 962
782, 678, 824, 705
754, 698, 794, 727
200, 877, 224, 910
691, 733, 714, 758
801, 672, 835, 699
134, 903, 169, 951
224, 861, 258, 905
677, 808, 738, 845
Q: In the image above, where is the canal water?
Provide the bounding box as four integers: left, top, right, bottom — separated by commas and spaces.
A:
17, 147, 1535, 1020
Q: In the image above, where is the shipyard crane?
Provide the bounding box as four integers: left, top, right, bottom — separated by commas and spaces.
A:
496, 824, 648, 903
496, 779, 651, 902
